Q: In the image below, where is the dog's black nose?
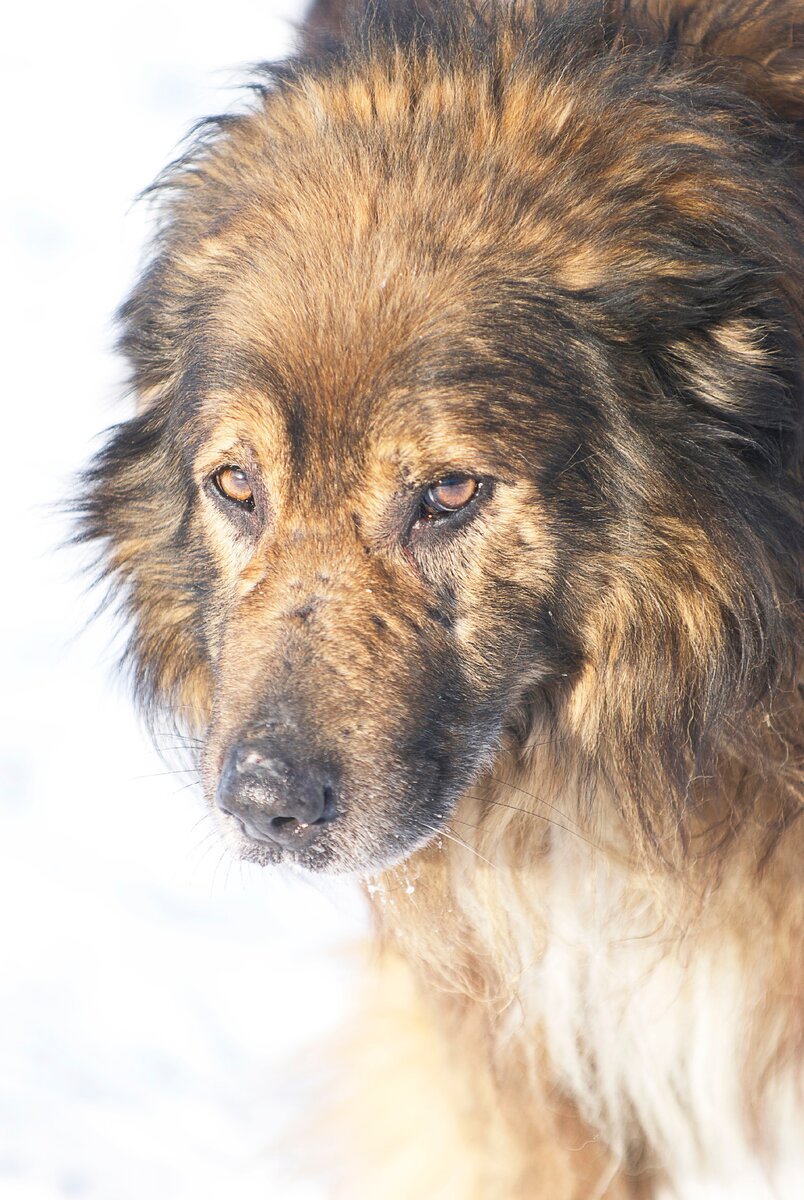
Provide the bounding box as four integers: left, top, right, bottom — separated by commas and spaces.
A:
216, 739, 339, 848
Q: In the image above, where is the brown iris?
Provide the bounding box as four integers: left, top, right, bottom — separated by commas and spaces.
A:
420, 475, 479, 518
212, 465, 254, 508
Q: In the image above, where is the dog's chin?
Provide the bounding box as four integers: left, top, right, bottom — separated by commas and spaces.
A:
215, 808, 444, 878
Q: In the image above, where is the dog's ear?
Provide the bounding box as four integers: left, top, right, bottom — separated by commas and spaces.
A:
583, 0, 804, 470
578, 256, 802, 862
76, 254, 213, 728
116, 256, 182, 414
606, 0, 804, 125
646, 269, 803, 472
300, 0, 357, 51
77, 399, 213, 729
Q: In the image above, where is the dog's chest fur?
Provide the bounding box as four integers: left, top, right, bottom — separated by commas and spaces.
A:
385, 767, 802, 1196
518, 836, 802, 1193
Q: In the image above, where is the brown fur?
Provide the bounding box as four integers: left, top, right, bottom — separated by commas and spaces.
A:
79, 1, 803, 1194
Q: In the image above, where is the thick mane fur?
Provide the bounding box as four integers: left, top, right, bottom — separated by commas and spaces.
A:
77, 2, 803, 1193
81, 0, 803, 858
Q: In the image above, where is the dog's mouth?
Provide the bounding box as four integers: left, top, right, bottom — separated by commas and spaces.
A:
225, 814, 339, 871
215, 795, 452, 876
205, 732, 455, 875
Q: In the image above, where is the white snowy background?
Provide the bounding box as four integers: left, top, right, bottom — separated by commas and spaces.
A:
1, 2, 798, 1198
1, 4, 368, 1198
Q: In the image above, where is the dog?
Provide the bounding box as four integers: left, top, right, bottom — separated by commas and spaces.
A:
79, 1, 803, 1195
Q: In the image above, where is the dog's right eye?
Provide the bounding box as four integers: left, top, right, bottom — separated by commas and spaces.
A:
211, 466, 255, 510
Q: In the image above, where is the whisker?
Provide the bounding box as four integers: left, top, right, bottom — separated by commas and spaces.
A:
170, 779, 203, 798
187, 833, 224, 879
132, 768, 201, 780
209, 848, 229, 894
417, 819, 499, 870
192, 829, 221, 857
487, 774, 589, 834
466, 792, 604, 854
447, 815, 485, 833
153, 739, 205, 748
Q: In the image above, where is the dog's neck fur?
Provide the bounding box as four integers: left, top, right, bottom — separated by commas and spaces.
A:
373, 727, 804, 1190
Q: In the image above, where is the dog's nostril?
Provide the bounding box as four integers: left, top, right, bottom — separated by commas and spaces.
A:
317, 784, 338, 824
269, 814, 302, 834
269, 786, 337, 835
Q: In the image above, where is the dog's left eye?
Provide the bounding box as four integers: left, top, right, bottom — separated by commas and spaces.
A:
420, 475, 480, 519
211, 465, 255, 510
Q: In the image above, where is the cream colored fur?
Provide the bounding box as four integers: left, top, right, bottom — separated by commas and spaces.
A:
326, 749, 804, 1199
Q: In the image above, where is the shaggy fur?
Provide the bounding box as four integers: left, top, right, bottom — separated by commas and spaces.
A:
79, 1, 803, 1195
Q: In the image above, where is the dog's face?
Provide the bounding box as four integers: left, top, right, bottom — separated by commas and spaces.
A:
164, 214, 598, 874
82, 12, 800, 874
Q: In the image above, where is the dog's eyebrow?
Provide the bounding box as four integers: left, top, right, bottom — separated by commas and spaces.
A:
179, 341, 292, 404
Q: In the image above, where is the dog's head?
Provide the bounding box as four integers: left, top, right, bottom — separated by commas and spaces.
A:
80, 6, 802, 873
